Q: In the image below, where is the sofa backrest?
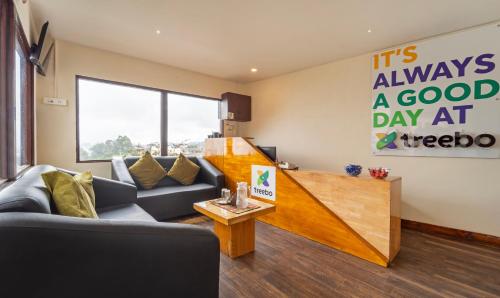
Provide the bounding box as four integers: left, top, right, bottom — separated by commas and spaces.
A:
0, 165, 56, 214
123, 156, 202, 189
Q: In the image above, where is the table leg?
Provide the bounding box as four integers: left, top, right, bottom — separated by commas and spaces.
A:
214, 218, 255, 258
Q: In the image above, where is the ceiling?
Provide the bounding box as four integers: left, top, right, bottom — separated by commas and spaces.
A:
31, 0, 500, 83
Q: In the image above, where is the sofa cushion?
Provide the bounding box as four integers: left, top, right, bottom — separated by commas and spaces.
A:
42, 171, 98, 219
0, 165, 56, 214
167, 153, 200, 185
137, 183, 217, 221
97, 203, 155, 222
128, 152, 167, 189
74, 171, 96, 207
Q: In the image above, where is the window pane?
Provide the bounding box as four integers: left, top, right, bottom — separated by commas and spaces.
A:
167, 94, 220, 156
14, 46, 27, 171
78, 79, 161, 161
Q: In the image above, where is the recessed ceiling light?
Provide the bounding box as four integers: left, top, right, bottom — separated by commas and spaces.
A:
367, 28, 372, 33
155, 29, 161, 35
251, 68, 258, 73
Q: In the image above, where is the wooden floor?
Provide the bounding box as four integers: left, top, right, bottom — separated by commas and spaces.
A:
185, 217, 500, 297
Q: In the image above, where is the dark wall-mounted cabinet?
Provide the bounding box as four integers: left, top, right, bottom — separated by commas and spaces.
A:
219, 92, 251, 122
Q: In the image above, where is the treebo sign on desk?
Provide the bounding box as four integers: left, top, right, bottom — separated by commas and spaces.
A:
371, 23, 499, 158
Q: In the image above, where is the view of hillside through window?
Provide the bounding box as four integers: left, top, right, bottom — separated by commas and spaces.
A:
167, 93, 220, 156
77, 78, 220, 161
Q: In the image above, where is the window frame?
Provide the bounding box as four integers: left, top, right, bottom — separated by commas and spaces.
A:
0, 0, 34, 181
75, 75, 221, 163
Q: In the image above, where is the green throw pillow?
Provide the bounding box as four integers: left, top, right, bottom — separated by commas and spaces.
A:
42, 171, 98, 218
128, 151, 167, 189
167, 153, 200, 185
74, 171, 95, 207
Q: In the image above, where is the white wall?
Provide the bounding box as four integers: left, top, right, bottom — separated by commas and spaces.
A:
13, 0, 31, 41
36, 40, 246, 178
240, 54, 500, 237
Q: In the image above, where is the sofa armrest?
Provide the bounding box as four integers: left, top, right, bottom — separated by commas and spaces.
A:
92, 176, 137, 208
111, 158, 136, 186
197, 157, 224, 191
58, 168, 137, 209
0, 213, 220, 298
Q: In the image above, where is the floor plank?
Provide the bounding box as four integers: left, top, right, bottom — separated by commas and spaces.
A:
177, 217, 500, 297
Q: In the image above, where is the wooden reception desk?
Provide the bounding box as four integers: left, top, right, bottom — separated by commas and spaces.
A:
204, 137, 401, 267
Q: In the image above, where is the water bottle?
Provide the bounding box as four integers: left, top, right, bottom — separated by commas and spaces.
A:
236, 182, 249, 208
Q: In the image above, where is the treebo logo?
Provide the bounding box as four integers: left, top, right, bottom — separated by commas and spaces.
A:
251, 165, 276, 200
400, 132, 495, 148
257, 170, 270, 187
375, 131, 496, 149
376, 131, 398, 149
254, 170, 273, 197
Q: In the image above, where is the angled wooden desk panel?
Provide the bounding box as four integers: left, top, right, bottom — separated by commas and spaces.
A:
204, 137, 401, 267
287, 171, 401, 260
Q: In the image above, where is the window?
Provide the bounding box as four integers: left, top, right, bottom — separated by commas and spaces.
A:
76, 76, 221, 162
15, 37, 31, 171
167, 94, 220, 155
77, 78, 162, 161
0, 0, 33, 180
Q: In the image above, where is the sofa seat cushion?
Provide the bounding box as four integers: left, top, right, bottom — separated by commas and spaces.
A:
138, 183, 217, 200
97, 203, 155, 222
137, 183, 217, 221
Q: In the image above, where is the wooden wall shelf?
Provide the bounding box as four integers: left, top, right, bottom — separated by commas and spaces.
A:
204, 137, 401, 267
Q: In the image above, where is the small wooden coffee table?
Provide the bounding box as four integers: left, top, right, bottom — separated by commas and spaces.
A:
194, 198, 276, 258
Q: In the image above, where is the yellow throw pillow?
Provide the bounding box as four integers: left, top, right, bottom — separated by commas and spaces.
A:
42, 171, 98, 218
128, 151, 167, 189
74, 171, 95, 207
167, 153, 200, 185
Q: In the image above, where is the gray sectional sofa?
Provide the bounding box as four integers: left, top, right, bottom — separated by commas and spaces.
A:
0, 165, 220, 298
112, 156, 224, 221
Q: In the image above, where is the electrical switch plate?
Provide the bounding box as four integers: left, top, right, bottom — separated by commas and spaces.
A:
43, 97, 67, 106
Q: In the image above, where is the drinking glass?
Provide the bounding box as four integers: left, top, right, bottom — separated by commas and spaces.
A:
221, 188, 231, 203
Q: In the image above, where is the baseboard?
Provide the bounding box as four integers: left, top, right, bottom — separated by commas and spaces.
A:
401, 219, 500, 248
